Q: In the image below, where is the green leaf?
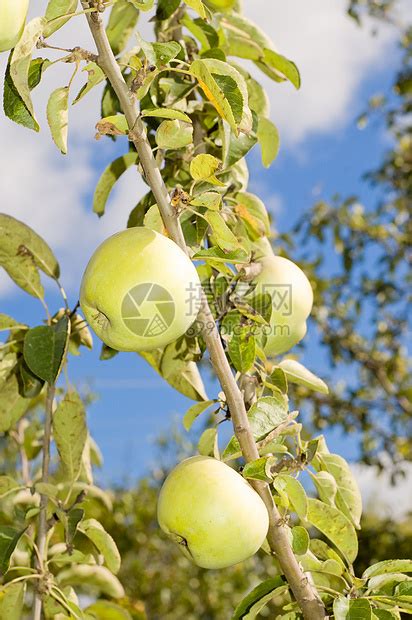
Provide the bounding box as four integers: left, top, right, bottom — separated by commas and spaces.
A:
278, 359, 329, 394
10, 18, 46, 127
190, 58, 252, 135
181, 15, 219, 50
0, 213, 60, 279
232, 576, 287, 620
363, 560, 412, 579
73, 62, 105, 104
316, 453, 362, 529
227, 325, 256, 373
3, 57, 49, 131
47, 86, 69, 154
141, 108, 192, 123
0, 526, 25, 575
224, 123, 258, 169
0, 582, 25, 620
306, 498, 358, 564
310, 470, 338, 506
205, 211, 240, 251
0, 373, 31, 433
274, 474, 308, 519
265, 367, 288, 394
44, 0, 78, 37
183, 399, 216, 431
23, 316, 69, 384
184, 0, 206, 18
242, 456, 276, 483
257, 116, 280, 168
262, 49, 301, 89
80, 518, 121, 574
93, 152, 139, 216
223, 394, 288, 460
106, 0, 139, 55
57, 564, 125, 598
155, 119, 193, 149
291, 526, 310, 555
156, 0, 180, 20
373, 611, 400, 620
333, 597, 372, 620
137, 36, 182, 67
85, 601, 133, 620
190, 191, 222, 210
53, 390, 87, 482
193, 246, 250, 264
198, 428, 218, 457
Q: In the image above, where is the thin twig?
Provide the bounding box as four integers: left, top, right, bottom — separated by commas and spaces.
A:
81, 5, 326, 618
32, 384, 55, 620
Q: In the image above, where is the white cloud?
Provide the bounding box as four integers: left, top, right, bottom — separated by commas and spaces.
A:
352, 461, 412, 521
243, 0, 409, 144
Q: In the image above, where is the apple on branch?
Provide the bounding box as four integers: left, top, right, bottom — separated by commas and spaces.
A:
157, 456, 269, 569
80, 228, 201, 352
0, 0, 29, 52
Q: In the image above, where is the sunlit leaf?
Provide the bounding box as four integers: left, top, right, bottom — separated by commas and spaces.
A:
306, 498, 358, 564
47, 86, 69, 154
257, 117, 279, 168
183, 399, 216, 431
93, 152, 139, 216
80, 518, 121, 574
10, 18, 46, 126
232, 577, 287, 620
44, 0, 78, 37
23, 316, 70, 384
53, 390, 87, 482
278, 359, 329, 394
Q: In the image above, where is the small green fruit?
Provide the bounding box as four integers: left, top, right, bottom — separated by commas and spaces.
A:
0, 0, 29, 52
252, 255, 313, 356
80, 228, 201, 352
157, 455, 269, 569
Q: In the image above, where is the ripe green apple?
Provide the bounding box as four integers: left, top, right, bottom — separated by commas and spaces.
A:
157, 455, 269, 569
80, 228, 201, 352
0, 0, 29, 52
251, 255, 313, 356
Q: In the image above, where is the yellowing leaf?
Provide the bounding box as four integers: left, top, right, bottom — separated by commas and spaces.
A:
10, 18, 46, 126
306, 498, 358, 564
190, 153, 223, 184
47, 86, 69, 154
190, 58, 252, 134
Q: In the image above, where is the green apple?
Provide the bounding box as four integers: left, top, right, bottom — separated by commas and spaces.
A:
0, 0, 29, 52
251, 255, 313, 356
157, 455, 269, 569
80, 228, 201, 352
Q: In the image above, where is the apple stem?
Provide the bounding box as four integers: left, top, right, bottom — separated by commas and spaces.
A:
81, 4, 326, 618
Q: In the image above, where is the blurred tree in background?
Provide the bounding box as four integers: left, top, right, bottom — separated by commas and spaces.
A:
287, 12, 411, 467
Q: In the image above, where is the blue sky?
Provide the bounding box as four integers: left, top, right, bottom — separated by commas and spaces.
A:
0, 1, 410, 491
